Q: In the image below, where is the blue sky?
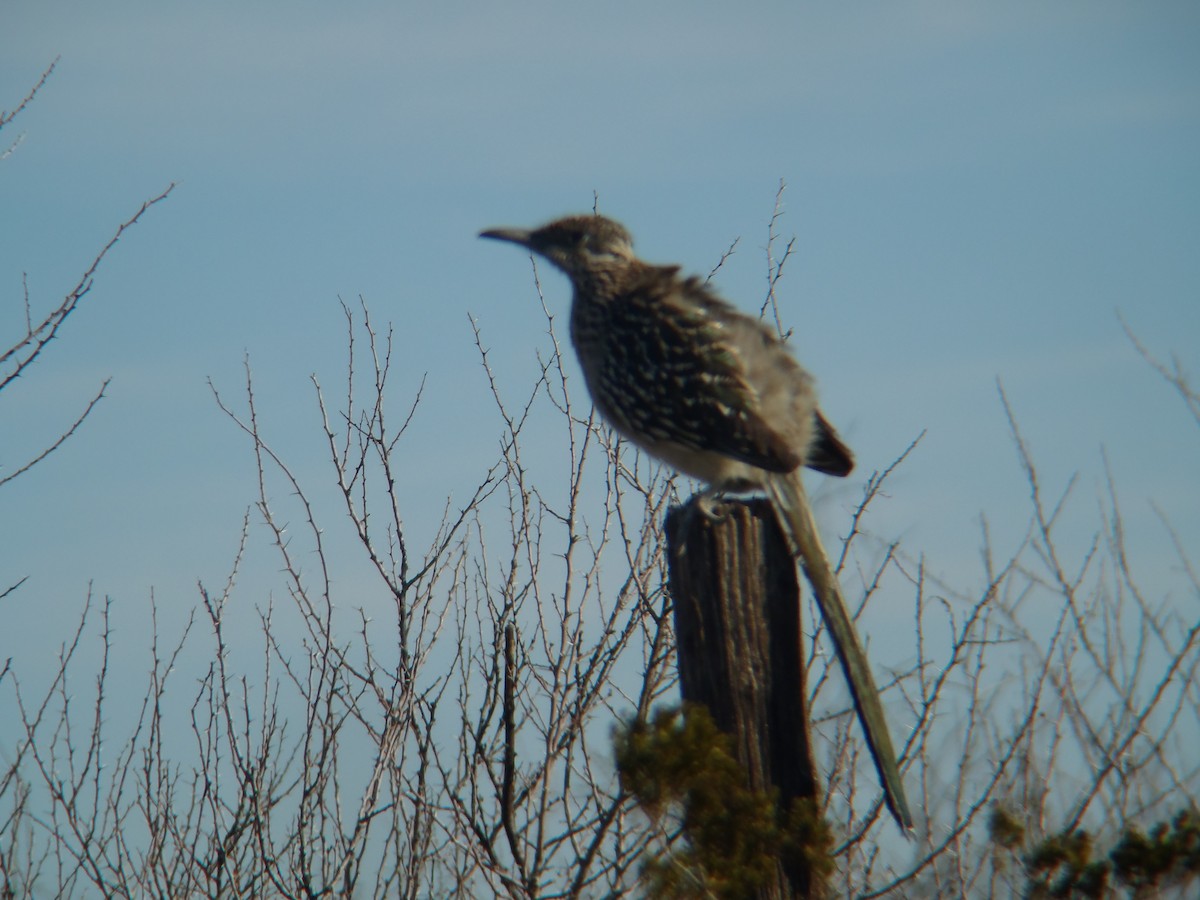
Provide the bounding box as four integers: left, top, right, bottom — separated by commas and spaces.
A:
3, 3, 1198, 687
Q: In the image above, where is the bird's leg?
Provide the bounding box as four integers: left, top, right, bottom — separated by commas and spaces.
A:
694, 484, 728, 521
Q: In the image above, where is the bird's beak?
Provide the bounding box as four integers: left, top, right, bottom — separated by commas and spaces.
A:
479, 226, 534, 249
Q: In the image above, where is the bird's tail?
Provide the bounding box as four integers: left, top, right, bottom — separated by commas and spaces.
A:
767, 470, 914, 830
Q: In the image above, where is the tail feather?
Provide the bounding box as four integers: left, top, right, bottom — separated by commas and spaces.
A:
767, 471, 913, 830
806, 411, 854, 477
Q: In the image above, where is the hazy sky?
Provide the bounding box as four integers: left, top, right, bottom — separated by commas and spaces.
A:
3, 3, 1198, 688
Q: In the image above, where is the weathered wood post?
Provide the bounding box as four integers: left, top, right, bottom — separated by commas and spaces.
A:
665, 496, 825, 900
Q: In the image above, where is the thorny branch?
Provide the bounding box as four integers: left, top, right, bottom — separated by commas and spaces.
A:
2, 197, 1196, 898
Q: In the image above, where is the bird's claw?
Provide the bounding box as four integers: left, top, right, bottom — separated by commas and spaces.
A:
695, 491, 727, 522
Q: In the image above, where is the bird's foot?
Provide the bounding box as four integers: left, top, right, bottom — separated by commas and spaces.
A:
694, 489, 728, 521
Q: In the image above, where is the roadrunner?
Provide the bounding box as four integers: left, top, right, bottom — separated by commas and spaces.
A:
480, 214, 912, 829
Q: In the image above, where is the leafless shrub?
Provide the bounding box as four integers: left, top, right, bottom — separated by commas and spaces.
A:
1, 187, 1195, 898
1, 59, 174, 498
1, 164, 173, 491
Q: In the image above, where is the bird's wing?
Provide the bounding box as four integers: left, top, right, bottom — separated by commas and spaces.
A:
807, 410, 854, 477
591, 269, 805, 474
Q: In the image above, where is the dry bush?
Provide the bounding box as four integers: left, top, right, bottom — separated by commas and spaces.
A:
2, 183, 1196, 898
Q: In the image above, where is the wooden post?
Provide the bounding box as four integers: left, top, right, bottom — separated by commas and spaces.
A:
665, 496, 824, 900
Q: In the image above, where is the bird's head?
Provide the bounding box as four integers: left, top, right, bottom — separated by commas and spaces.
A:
480, 214, 635, 278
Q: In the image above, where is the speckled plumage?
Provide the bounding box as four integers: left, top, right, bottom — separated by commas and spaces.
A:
481, 214, 912, 830
481, 214, 853, 490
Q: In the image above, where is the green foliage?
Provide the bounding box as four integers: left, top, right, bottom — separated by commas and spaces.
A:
614, 704, 832, 899
1025, 829, 1108, 898
1109, 808, 1200, 892
989, 805, 1026, 851
990, 804, 1200, 898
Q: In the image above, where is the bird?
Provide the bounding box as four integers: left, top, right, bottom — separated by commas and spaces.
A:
480, 213, 913, 830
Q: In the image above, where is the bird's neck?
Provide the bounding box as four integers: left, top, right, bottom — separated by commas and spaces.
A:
567, 264, 622, 301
